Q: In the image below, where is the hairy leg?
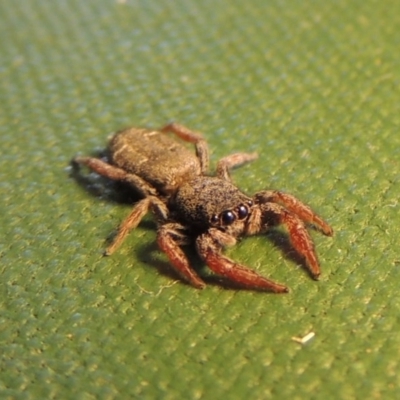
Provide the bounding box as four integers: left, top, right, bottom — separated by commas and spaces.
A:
257, 202, 323, 279
196, 233, 289, 293
73, 156, 157, 197
105, 196, 168, 255
105, 198, 150, 255
73, 157, 167, 253
157, 223, 206, 289
216, 152, 258, 181
254, 190, 333, 236
160, 122, 209, 174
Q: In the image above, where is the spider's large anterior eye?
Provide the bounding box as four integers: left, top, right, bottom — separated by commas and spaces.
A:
237, 205, 248, 219
221, 210, 235, 225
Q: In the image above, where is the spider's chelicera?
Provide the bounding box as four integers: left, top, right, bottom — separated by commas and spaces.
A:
73, 123, 333, 293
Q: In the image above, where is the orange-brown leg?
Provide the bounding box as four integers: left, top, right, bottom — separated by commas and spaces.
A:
196, 233, 289, 293
160, 122, 209, 173
255, 190, 333, 236
216, 152, 258, 181
105, 198, 151, 255
73, 157, 168, 254
259, 203, 323, 279
73, 156, 158, 196
106, 195, 169, 255
157, 224, 206, 289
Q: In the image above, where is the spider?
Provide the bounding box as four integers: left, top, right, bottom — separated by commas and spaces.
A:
72, 123, 333, 293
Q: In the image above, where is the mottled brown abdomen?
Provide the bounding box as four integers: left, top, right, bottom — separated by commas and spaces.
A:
109, 128, 201, 194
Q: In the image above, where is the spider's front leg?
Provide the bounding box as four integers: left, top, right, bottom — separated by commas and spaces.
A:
250, 200, 325, 279
254, 190, 333, 236
157, 223, 206, 289
196, 229, 289, 293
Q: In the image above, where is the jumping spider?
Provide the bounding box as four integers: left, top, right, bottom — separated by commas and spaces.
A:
73, 123, 333, 293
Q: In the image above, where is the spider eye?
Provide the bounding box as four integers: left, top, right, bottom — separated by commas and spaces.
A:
211, 214, 219, 224
221, 210, 235, 225
237, 205, 249, 219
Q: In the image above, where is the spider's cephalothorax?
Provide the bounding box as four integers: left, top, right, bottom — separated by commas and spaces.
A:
73, 123, 333, 293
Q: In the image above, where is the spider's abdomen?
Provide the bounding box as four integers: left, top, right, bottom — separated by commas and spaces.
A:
109, 128, 201, 195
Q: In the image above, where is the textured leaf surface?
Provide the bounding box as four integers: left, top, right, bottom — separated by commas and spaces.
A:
1, 1, 400, 398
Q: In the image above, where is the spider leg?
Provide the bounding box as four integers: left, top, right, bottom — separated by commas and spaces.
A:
160, 122, 209, 173
105, 196, 168, 255
73, 156, 168, 254
256, 202, 323, 279
105, 198, 150, 255
216, 152, 258, 181
157, 223, 206, 289
254, 190, 333, 236
73, 156, 158, 196
196, 233, 289, 293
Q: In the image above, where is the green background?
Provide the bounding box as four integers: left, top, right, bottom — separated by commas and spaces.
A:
1, 0, 400, 398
